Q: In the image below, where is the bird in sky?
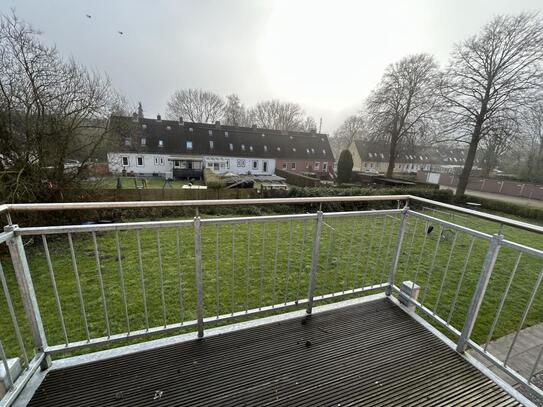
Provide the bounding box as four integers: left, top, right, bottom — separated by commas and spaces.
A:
118, 31, 124, 35
85, 14, 91, 19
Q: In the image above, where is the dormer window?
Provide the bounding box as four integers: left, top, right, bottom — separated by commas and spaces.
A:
249, 146, 253, 152
124, 137, 131, 146
142, 124, 147, 129
166, 126, 171, 131
293, 148, 296, 152
306, 148, 310, 154
209, 140, 214, 149
140, 137, 146, 146
229, 143, 233, 151
277, 147, 281, 151
158, 139, 164, 147
189, 127, 194, 132
264, 145, 268, 152
311, 148, 315, 154
208, 129, 213, 136
261, 133, 266, 137
186, 141, 193, 150
241, 144, 245, 151
224, 131, 229, 137
322, 149, 326, 154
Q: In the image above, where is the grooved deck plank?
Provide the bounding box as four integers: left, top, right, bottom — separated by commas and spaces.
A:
28, 298, 522, 406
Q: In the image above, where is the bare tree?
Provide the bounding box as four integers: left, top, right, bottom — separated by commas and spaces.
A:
518, 101, 543, 181
331, 114, 365, 157
442, 12, 543, 196
247, 100, 314, 131
223, 93, 247, 126
366, 54, 441, 177
0, 12, 118, 203
478, 115, 519, 177
166, 88, 225, 123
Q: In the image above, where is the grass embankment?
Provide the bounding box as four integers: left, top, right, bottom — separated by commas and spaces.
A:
0, 209, 542, 363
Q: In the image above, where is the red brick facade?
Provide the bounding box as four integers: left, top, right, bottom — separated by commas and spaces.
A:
276, 159, 334, 178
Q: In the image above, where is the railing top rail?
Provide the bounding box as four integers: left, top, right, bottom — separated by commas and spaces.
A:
1, 194, 541, 234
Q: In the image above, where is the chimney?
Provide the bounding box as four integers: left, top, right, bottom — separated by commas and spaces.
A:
215, 121, 221, 129
179, 117, 184, 126
156, 114, 161, 122
132, 112, 138, 122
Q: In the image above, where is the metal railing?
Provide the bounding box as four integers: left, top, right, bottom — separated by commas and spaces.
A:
1, 195, 543, 405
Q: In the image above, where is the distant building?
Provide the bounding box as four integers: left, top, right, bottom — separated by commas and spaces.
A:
107, 115, 335, 179
348, 140, 467, 175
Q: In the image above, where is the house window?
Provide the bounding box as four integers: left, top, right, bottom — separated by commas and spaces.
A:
226, 161, 230, 169
323, 162, 328, 171
124, 137, 131, 146
229, 143, 233, 151
158, 139, 164, 147
140, 137, 146, 146
208, 129, 213, 135
314, 162, 320, 171
291, 162, 296, 170
225, 131, 229, 137
241, 144, 245, 151
249, 146, 253, 152
263, 161, 268, 172
154, 157, 159, 165
252, 160, 258, 170
277, 147, 281, 151
293, 148, 296, 152
166, 126, 171, 131
209, 141, 214, 149
306, 162, 310, 169
160, 157, 164, 165
237, 159, 245, 167
136, 156, 143, 167
189, 127, 193, 132
186, 141, 193, 150
207, 162, 213, 168
264, 145, 268, 152
282, 163, 287, 169
122, 156, 129, 166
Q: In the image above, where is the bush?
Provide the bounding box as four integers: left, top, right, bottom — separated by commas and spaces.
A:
337, 150, 353, 184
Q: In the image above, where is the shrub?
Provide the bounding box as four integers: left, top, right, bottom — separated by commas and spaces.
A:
337, 150, 353, 184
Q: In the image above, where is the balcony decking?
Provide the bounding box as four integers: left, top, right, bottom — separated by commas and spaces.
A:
26, 298, 521, 407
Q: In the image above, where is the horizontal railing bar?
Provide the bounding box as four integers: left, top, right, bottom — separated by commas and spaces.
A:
44, 284, 389, 354
16, 219, 195, 236
391, 285, 462, 338
468, 339, 543, 400
324, 209, 402, 218
422, 206, 469, 220
0, 353, 45, 407
409, 196, 543, 235
501, 239, 543, 259
408, 210, 493, 240
0, 231, 13, 244
201, 213, 317, 225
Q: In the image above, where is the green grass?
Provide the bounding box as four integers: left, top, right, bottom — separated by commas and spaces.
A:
86, 176, 202, 189
0, 209, 542, 366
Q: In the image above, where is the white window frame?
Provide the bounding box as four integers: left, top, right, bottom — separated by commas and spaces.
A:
186, 141, 193, 150
229, 143, 234, 151
282, 162, 287, 169
209, 140, 214, 149
323, 162, 328, 171
252, 160, 258, 170
160, 157, 164, 166
124, 137, 131, 146
158, 139, 164, 147
314, 162, 320, 171
140, 137, 146, 146
154, 157, 159, 166
291, 162, 296, 170
136, 156, 144, 167
122, 156, 129, 166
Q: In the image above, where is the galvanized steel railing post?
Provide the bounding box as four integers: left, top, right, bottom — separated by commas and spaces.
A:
4, 225, 51, 370
386, 206, 409, 296
194, 216, 204, 338
306, 211, 323, 315
456, 233, 502, 353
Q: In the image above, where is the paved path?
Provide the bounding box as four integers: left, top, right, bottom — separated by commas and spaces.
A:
440, 186, 543, 209
469, 322, 543, 405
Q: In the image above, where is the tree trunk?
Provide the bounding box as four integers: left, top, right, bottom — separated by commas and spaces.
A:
386, 135, 398, 178
456, 134, 480, 197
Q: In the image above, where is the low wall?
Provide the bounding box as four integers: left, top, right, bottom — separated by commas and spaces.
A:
92, 188, 260, 201
418, 171, 543, 201
275, 169, 321, 187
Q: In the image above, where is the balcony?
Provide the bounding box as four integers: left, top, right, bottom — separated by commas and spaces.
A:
0, 196, 542, 406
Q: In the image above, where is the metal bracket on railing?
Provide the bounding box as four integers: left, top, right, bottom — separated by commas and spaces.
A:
456, 233, 503, 353
193, 216, 204, 338
306, 211, 323, 315
4, 224, 52, 370
386, 206, 409, 296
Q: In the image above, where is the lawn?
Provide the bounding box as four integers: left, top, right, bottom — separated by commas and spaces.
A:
86, 176, 203, 189
0, 207, 542, 366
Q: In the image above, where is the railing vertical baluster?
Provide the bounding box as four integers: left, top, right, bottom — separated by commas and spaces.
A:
386, 207, 408, 296
42, 235, 68, 345
343, 217, 356, 293
352, 217, 365, 291
67, 234, 90, 342
0, 259, 29, 366
115, 231, 130, 334
245, 222, 252, 312
92, 232, 111, 338
156, 230, 167, 327
296, 220, 308, 301
231, 224, 236, 315
283, 220, 293, 304
321, 222, 334, 295
361, 216, 376, 289
484, 252, 522, 350
5, 225, 51, 369
194, 217, 204, 338
380, 216, 396, 283
306, 211, 323, 315
399, 217, 419, 285
215, 225, 220, 318
135, 230, 149, 331
457, 234, 502, 353
504, 266, 543, 365
447, 236, 475, 325
529, 340, 543, 383
420, 225, 444, 306
0, 339, 13, 390
371, 216, 388, 288
176, 228, 184, 324
333, 218, 346, 294
433, 231, 458, 313
259, 223, 266, 310
272, 223, 280, 307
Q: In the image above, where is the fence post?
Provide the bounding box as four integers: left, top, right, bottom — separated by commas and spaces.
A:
193, 217, 204, 338
306, 211, 323, 315
4, 225, 51, 370
456, 233, 502, 353
386, 206, 409, 296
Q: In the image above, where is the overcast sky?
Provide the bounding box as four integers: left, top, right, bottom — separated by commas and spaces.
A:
2, 0, 542, 133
